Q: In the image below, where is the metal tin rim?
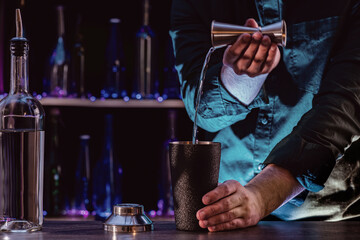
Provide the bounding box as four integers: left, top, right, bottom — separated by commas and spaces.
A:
104, 223, 154, 233
113, 203, 143, 216
169, 141, 220, 145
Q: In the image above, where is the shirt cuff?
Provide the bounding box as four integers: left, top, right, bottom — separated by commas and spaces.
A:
201, 63, 268, 116
261, 132, 336, 193
220, 65, 269, 106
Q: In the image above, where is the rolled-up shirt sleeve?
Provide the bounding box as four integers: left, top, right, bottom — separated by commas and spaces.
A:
262, 3, 360, 192
170, 0, 267, 133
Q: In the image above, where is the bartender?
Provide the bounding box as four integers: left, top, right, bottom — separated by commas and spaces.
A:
170, 0, 360, 232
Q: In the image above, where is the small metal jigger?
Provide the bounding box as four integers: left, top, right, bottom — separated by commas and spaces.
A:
104, 204, 153, 233
211, 20, 287, 49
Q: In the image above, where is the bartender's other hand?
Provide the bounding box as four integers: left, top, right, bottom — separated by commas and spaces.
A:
196, 180, 262, 232
223, 18, 281, 78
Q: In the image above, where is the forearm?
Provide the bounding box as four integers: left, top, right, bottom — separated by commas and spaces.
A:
245, 164, 305, 219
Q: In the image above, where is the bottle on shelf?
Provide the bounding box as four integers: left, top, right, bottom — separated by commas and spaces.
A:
44, 5, 70, 97
0, 9, 45, 232
44, 107, 64, 217
71, 14, 86, 98
71, 134, 91, 217
92, 114, 123, 220
132, 0, 159, 100
101, 18, 127, 99
162, 36, 181, 100
155, 109, 177, 217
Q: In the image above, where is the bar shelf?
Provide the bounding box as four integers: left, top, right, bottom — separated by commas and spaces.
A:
39, 97, 185, 109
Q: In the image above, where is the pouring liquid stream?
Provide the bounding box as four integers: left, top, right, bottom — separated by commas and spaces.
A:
192, 47, 215, 144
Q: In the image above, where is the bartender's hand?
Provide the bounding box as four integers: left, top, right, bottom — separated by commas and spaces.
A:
223, 18, 281, 77
220, 19, 281, 106
196, 164, 305, 232
196, 180, 262, 231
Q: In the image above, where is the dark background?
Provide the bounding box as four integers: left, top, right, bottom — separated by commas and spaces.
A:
0, 0, 200, 215
1, 0, 174, 95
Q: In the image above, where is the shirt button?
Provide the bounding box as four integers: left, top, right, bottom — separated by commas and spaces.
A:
257, 164, 263, 171
261, 117, 268, 125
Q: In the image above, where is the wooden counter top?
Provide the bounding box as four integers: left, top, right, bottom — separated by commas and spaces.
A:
1, 219, 360, 239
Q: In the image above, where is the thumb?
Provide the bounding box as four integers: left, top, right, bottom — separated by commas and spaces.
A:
245, 18, 259, 28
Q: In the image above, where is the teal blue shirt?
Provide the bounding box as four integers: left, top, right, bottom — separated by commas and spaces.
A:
171, 0, 360, 220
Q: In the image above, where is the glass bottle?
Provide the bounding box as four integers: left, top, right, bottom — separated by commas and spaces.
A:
92, 114, 123, 220
45, 5, 70, 97
0, 28, 3, 94
71, 14, 86, 98
157, 110, 177, 216
0, 1, 6, 94
43, 107, 63, 217
73, 135, 91, 217
132, 0, 159, 99
162, 36, 180, 100
0, 9, 45, 232
101, 18, 127, 99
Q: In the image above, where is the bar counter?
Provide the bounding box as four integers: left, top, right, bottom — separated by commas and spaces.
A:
1, 219, 360, 240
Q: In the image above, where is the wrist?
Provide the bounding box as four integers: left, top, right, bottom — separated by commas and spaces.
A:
220, 65, 268, 106
244, 164, 305, 219
244, 182, 268, 220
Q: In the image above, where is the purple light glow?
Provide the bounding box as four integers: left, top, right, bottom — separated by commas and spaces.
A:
149, 210, 157, 218
80, 210, 90, 217
65, 209, 90, 217
157, 199, 164, 209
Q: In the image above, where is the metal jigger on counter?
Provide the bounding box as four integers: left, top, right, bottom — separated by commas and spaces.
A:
104, 203, 153, 233
211, 20, 287, 48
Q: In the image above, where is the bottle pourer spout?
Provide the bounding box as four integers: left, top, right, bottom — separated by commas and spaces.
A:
15, 8, 23, 38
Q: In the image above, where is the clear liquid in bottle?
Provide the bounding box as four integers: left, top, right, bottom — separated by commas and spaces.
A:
0, 130, 44, 232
